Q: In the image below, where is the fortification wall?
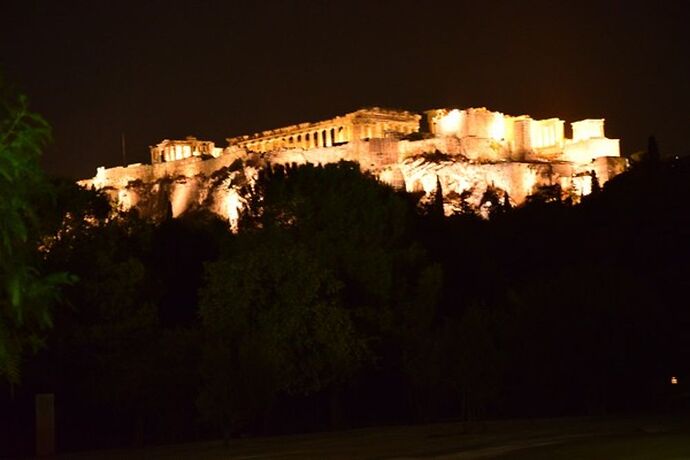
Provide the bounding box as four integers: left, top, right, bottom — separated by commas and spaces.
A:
398, 137, 462, 159
80, 150, 248, 190
267, 144, 351, 166
563, 138, 620, 164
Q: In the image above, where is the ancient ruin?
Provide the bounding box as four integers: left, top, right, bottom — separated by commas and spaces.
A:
150, 136, 223, 163
226, 108, 420, 153
79, 106, 627, 227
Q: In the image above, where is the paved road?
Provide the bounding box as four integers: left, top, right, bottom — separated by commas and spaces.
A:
57, 416, 690, 459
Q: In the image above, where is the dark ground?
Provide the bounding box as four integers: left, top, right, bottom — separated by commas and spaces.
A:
53, 416, 690, 459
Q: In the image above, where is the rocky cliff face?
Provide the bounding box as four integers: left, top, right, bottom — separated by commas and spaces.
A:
96, 158, 258, 230
80, 138, 628, 227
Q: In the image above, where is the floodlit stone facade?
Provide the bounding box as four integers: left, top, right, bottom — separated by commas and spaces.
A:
424, 107, 620, 163
226, 107, 420, 153
80, 106, 626, 225
150, 136, 223, 163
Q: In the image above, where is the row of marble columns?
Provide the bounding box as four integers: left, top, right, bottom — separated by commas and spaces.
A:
154, 142, 214, 163
159, 144, 192, 162
530, 120, 565, 149
246, 125, 351, 152
243, 121, 417, 153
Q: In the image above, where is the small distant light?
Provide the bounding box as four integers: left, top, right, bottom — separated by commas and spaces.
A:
671, 376, 678, 385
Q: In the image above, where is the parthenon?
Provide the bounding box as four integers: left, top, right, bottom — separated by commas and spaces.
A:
225, 107, 420, 153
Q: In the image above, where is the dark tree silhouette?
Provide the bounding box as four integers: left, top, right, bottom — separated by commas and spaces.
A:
0, 78, 73, 384
647, 135, 660, 165
431, 175, 444, 218
590, 170, 601, 195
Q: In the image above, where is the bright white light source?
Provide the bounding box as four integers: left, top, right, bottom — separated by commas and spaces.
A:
489, 113, 505, 141
224, 188, 243, 232
438, 109, 461, 136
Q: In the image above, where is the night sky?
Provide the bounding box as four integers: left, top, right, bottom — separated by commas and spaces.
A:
2, 0, 688, 179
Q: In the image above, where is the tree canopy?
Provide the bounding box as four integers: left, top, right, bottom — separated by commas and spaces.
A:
4, 143, 690, 455
0, 78, 72, 384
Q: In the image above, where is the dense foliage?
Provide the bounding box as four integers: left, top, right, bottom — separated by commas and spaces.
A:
0, 80, 73, 385
3, 151, 690, 455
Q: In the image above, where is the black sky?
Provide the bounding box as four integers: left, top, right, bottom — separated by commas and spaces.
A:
2, 0, 688, 179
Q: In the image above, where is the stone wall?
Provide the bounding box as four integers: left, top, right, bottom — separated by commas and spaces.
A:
563, 138, 620, 164
79, 106, 627, 224
80, 149, 248, 190
426, 107, 619, 164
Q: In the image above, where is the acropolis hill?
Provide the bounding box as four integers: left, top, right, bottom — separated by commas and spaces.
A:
79, 107, 627, 226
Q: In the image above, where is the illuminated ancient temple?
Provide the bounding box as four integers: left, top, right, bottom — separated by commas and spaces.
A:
80, 105, 626, 225
150, 136, 222, 163
226, 107, 420, 153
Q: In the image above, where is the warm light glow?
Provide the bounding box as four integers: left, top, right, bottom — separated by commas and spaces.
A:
438, 109, 462, 136
489, 113, 505, 141
563, 138, 620, 163
521, 169, 538, 197
224, 188, 243, 232
572, 175, 592, 197
171, 181, 193, 217
93, 166, 107, 189
572, 119, 605, 142
117, 189, 132, 211
82, 106, 626, 221
671, 376, 678, 385
529, 118, 564, 149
